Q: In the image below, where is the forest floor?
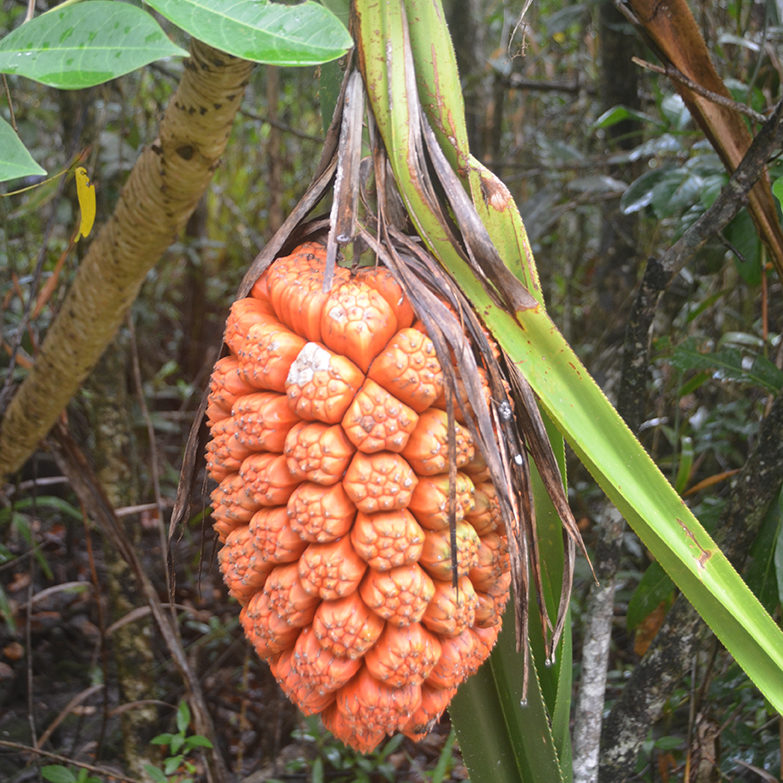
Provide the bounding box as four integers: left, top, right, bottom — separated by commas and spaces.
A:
0, 487, 469, 782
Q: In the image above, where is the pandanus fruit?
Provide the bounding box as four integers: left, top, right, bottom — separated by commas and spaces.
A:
205, 241, 510, 752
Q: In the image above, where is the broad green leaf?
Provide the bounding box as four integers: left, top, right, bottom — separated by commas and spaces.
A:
649, 169, 703, 218
143, 764, 168, 783
0, 116, 46, 184
0, 2, 187, 89
144, 0, 352, 66
41, 767, 77, 783
620, 167, 670, 214
745, 491, 783, 613
661, 92, 691, 131
497, 305, 783, 714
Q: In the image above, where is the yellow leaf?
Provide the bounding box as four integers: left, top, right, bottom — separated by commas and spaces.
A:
74, 166, 96, 241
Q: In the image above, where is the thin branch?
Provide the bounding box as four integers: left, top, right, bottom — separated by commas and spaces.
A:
632, 56, 768, 124
0, 739, 141, 783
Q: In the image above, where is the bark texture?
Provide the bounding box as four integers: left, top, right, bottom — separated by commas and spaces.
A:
0, 40, 254, 479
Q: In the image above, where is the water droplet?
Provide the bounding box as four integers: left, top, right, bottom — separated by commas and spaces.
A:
519, 698, 527, 708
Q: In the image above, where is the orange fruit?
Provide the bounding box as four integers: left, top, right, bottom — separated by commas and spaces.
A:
205, 241, 509, 752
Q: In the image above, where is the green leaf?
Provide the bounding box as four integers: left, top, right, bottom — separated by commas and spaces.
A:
0, 2, 187, 89
775, 510, 783, 607
41, 767, 77, 783
184, 734, 213, 749
0, 116, 46, 184
724, 209, 762, 285
144, 0, 353, 66
627, 560, 675, 631
671, 338, 783, 393
592, 104, 660, 130
1, 495, 83, 521
176, 700, 191, 734
772, 177, 783, 210
620, 168, 670, 214
450, 614, 566, 783
143, 764, 168, 783
164, 755, 184, 775
169, 733, 185, 754
745, 491, 783, 612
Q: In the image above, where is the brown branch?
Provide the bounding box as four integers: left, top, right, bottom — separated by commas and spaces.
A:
632, 56, 768, 124
0, 40, 254, 480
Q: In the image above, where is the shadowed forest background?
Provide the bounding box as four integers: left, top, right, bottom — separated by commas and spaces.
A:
1, 0, 782, 781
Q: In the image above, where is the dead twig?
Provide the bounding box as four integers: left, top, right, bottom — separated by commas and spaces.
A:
632, 56, 768, 124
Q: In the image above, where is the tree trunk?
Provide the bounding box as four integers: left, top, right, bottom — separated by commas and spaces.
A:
0, 40, 254, 479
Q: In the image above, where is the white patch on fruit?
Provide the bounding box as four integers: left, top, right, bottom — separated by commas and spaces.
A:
287, 342, 331, 387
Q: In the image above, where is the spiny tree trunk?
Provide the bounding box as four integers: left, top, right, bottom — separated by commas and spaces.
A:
0, 40, 254, 479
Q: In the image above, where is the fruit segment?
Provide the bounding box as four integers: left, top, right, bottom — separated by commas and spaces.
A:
363, 622, 441, 687
311, 592, 385, 659
419, 521, 481, 581
207, 356, 256, 423
205, 243, 511, 752
368, 328, 444, 413
266, 242, 349, 342
342, 452, 418, 513
286, 481, 356, 543
401, 409, 474, 475
407, 472, 475, 530
355, 265, 416, 329
285, 343, 364, 424
360, 564, 436, 626
298, 536, 367, 600
321, 279, 398, 372
350, 509, 425, 570
236, 321, 306, 392
284, 421, 355, 485
231, 393, 299, 451
341, 379, 418, 453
